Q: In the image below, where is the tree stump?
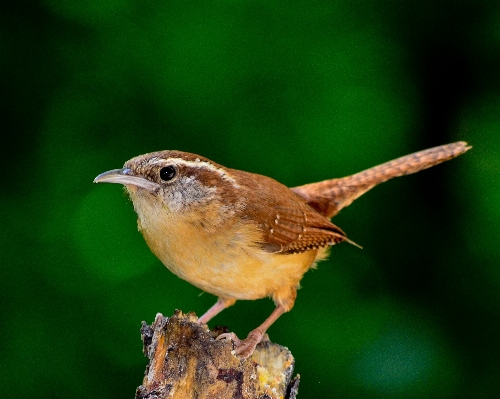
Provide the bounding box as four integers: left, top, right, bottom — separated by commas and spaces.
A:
135, 310, 300, 399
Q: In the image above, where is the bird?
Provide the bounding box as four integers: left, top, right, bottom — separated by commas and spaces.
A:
94, 141, 470, 359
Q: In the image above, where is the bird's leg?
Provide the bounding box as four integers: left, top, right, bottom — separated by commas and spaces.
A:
198, 297, 236, 324
217, 305, 285, 359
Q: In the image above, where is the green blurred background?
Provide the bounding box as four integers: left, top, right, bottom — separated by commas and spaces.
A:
2, 0, 500, 397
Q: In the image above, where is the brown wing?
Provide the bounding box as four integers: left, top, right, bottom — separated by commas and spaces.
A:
235, 171, 348, 254
260, 201, 347, 254
292, 141, 471, 218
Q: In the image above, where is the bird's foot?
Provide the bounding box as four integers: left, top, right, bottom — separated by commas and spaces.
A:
217, 329, 264, 360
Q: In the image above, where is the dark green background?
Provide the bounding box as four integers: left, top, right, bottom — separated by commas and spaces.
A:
2, 1, 499, 398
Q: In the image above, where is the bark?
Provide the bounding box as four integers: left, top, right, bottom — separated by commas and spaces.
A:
135, 310, 299, 399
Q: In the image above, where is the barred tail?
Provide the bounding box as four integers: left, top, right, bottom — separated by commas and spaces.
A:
292, 141, 471, 218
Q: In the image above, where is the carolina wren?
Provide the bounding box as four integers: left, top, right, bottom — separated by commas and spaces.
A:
94, 141, 470, 359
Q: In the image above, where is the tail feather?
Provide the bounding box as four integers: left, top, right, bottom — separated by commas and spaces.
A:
292, 141, 471, 218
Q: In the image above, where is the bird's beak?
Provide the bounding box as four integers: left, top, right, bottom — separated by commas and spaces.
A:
93, 168, 161, 192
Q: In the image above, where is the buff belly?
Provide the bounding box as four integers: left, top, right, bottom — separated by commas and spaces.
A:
138, 213, 320, 302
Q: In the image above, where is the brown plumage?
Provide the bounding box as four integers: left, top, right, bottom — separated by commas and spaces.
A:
94, 141, 470, 359
292, 141, 469, 218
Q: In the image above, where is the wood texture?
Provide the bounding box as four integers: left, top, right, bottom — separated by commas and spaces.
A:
135, 311, 300, 399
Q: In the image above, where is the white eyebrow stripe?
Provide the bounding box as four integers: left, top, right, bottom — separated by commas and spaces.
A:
151, 158, 240, 187
148, 157, 164, 165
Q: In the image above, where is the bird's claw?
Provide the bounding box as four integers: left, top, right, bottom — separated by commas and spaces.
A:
216, 330, 263, 360
216, 332, 242, 346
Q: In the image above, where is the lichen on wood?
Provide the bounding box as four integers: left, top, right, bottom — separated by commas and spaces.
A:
135, 310, 299, 399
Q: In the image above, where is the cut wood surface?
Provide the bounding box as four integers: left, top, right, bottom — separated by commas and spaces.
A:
135, 310, 299, 399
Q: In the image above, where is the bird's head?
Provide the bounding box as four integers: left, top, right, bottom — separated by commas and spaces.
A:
94, 150, 241, 215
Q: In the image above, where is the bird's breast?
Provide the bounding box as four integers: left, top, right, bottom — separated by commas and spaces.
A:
134, 201, 318, 301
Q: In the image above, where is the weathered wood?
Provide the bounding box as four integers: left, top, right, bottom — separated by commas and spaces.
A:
135, 310, 299, 399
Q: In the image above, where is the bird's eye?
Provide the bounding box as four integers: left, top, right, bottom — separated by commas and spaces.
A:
159, 165, 176, 181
